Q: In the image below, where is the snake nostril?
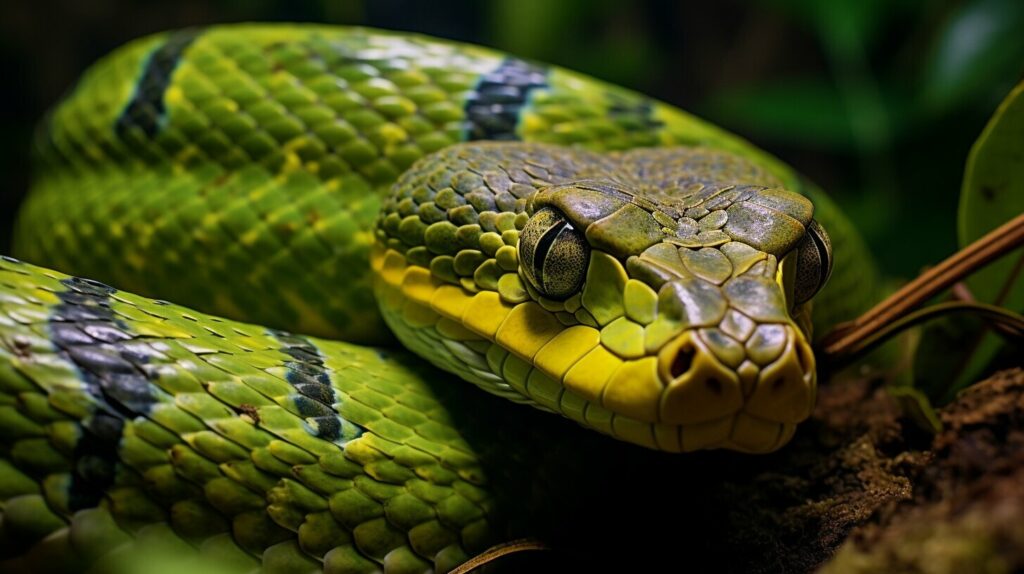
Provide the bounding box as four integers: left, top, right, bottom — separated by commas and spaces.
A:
669, 347, 694, 379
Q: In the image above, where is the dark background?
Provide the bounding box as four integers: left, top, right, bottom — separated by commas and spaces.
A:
2, 0, 1022, 279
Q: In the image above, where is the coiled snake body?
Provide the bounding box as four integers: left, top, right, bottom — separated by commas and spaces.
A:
2, 24, 881, 573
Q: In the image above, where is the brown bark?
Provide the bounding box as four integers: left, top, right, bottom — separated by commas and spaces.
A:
821, 369, 1024, 573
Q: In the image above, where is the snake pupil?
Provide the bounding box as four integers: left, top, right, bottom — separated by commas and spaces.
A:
533, 218, 569, 285
519, 207, 590, 300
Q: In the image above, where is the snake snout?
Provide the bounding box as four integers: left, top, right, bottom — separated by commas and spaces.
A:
655, 325, 816, 428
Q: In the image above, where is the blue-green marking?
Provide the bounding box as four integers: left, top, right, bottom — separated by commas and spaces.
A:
269, 330, 364, 444
48, 276, 159, 510
115, 29, 200, 139
465, 57, 549, 141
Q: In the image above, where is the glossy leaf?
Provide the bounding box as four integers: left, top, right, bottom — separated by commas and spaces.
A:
960, 80, 1024, 297
954, 79, 1024, 387
911, 79, 1024, 401
912, 312, 987, 406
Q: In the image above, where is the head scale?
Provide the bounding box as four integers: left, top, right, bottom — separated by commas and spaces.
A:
373, 143, 831, 453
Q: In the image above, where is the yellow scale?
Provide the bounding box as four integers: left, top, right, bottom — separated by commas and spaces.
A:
371, 245, 802, 453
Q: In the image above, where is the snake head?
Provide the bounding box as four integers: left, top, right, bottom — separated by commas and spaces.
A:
373, 143, 832, 453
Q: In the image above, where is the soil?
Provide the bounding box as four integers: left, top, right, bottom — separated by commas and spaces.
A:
821, 368, 1024, 573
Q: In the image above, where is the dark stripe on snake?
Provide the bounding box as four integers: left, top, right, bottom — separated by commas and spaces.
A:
464, 57, 549, 141
269, 330, 364, 443
49, 277, 158, 509
606, 92, 664, 133
115, 28, 201, 138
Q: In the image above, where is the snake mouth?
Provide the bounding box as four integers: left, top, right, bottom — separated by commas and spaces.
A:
655, 325, 816, 427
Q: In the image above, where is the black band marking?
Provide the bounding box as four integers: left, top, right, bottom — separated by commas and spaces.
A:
115, 29, 200, 139
607, 92, 664, 133
270, 331, 364, 444
49, 277, 159, 510
465, 57, 549, 141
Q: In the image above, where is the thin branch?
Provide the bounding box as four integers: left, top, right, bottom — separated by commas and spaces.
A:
449, 538, 550, 574
828, 300, 1024, 360
822, 213, 1024, 362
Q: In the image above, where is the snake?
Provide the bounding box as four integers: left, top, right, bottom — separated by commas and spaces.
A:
0, 24, 883, 573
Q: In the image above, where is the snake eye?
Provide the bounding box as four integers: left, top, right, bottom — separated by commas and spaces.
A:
792, 219, 833, 304
518, 207, 590, 300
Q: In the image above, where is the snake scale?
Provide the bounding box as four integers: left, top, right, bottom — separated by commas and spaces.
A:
1, 24, 883, 573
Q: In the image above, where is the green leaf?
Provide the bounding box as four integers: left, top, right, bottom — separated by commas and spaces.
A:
946, 79, 1024, 390
960, 81, 1024, 312
960, 81, 1024, 267
907, 79, 1024, 403
919, 0, 1024, 114
912, 312, 987, 405
889, 386, 943, 434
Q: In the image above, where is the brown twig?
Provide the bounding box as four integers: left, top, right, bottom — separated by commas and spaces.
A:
822, 213, 1024, 362
449, 538, 550, 574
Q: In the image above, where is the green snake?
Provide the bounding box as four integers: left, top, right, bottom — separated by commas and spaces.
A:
1, 24, 882, 572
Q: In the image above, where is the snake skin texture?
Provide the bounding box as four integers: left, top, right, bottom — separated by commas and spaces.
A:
0, 257, 759, 574
0, 256, 537, 573
4, 24, 886, 573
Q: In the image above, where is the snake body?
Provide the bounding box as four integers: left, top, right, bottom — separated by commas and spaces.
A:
2, 24, 882, 572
